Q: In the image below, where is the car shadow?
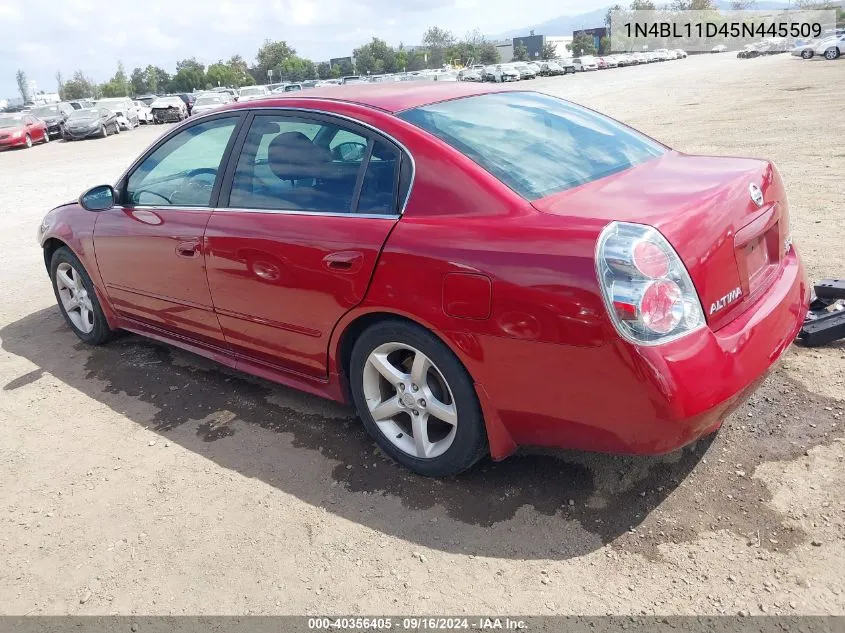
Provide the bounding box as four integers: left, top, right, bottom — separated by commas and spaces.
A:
6, 306, 834, 560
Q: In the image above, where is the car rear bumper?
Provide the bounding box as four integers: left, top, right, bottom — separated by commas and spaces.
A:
473, 248, 808, 459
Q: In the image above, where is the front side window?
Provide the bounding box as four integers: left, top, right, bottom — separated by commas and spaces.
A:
398, 92, 664, 200
227, 114, 399, 215
126, 116, 238, 207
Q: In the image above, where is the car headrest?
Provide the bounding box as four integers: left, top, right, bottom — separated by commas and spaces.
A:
268, 131, 334, 181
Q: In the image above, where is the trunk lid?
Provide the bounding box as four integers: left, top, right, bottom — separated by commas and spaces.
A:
532, 151, 790, 330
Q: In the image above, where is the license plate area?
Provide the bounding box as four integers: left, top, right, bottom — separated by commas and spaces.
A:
742, 222, 780, 293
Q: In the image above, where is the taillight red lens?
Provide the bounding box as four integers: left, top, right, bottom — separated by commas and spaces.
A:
640, 280, 683, 334
632, 241, 669, 278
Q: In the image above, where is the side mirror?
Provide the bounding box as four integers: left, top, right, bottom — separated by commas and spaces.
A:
79, 185, 115, 212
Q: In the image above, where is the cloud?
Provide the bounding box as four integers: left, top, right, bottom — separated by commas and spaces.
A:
1, 0, 601, 97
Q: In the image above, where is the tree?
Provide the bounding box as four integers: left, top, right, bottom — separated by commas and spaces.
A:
226, 55, 253, 86
540, 42, 558, 60
512, 42, 529, 61
176, 57, 205, 74
671, 0, 714, 8
278, 56, 316, 82
629, 0, 656, 9
317, 62, 332, 79
405, 50, 427, 71
354, 37, 399, 75
61, 70, 95, 100
100, 61, 129, 97
599, 36, 612, 54
255, 40, 295, 79
571, 32, 597, 56
730, 0, 757, 7
422, 26, 456, 68
337, 59, 354, 76
605, 4, 622, 29
206, 62, 238, 87
16, 70, 29, 103
169, 67, 205, 92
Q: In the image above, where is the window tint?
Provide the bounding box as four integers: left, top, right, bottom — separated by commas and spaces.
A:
398, 92, 663, 200
126, 117, 238, 207
228, 115, 391, 214
358, 139, 399, 215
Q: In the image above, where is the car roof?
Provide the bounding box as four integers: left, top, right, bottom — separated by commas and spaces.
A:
234, 82, 513, 114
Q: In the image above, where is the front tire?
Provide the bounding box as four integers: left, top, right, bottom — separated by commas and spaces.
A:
24, 134, 32, 148
99, 124, 108, 138
801, 49, 813, 59
824, 47, 840, 60
349, 321, 487, 477
50, 247, 113, 345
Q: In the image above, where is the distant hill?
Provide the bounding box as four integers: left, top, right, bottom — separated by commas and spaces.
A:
493, 1, 800, 39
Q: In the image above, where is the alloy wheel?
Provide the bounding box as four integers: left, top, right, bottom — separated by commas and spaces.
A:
25, 134, 32, 148
362, 342, 458, 459
55, 262, 95, 334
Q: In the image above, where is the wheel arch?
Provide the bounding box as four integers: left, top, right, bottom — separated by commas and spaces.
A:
330, 308, 517, 460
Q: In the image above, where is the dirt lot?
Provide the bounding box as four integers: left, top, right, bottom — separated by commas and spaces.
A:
1, 53, 843, 616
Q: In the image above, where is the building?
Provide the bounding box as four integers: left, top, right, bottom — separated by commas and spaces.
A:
491, 39, 513, 63
573, 27, 608, 52
512, 32, 545, 60
545, 36, 573, 57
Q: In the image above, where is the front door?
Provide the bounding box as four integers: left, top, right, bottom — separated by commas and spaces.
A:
94, 114, 242, 347
204, 111, 406, 377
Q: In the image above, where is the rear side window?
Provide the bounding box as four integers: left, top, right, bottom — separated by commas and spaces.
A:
399, 92, 664, 200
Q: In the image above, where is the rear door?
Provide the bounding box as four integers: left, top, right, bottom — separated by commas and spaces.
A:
205, 110, 407, 377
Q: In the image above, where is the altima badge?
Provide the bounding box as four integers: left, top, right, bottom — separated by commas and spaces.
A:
749, 183, 764, 207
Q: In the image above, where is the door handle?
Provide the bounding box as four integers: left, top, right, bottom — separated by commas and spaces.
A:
176, 239, 201, 258
323, 250, 363, 272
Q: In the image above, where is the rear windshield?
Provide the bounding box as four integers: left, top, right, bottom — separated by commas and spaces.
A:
399, 92, 664, 200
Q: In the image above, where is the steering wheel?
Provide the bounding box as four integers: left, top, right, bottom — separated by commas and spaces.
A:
170, 167, 218, 205
133, 189, 172, 205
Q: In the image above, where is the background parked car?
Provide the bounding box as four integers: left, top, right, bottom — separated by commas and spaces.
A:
573, 56, 598, 71
0, 112, 49, 149
62, 108, 119, 140
191, 93, 233, 116
150, 96, 187, 123
815, 33, 844, 59
712, 44, 728, 53
31, 102, 74, 138
94, 98, 139, 129
238, 85, 271, 102
485, 64, 520, 82
176, 93, 196, 115
68, 100, 94, 110
512, 63, 537, 79
458, 68, 484, 81
134, 94, 158, 107
133, 100, 153, 124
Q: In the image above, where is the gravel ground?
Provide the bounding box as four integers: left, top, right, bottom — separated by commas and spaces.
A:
0, 53, 843, 616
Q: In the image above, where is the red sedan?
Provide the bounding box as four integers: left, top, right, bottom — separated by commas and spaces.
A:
38, 83, 808, 476
0, 112, 50, 149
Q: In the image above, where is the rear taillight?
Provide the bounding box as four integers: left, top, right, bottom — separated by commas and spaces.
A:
596, 222, 705, 345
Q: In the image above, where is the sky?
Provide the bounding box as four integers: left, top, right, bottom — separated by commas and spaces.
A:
0, 0, 602, 99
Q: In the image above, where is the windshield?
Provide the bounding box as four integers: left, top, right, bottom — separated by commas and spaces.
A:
239, 87, 264, 96
195, 96, 224, 106
152, 98, 182, 107
33, 106, 61, 117
398, 92, 664, 200
68, 109, 98, 120
0, 115, 24, 128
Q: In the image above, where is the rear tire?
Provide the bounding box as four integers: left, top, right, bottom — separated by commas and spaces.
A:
349, 320, 488, 477
801, 49, 813, 59
824, 48, 840, 60
49, 247, 114, 345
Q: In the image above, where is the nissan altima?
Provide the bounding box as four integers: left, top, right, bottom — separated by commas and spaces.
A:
37, 83, 808, 476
